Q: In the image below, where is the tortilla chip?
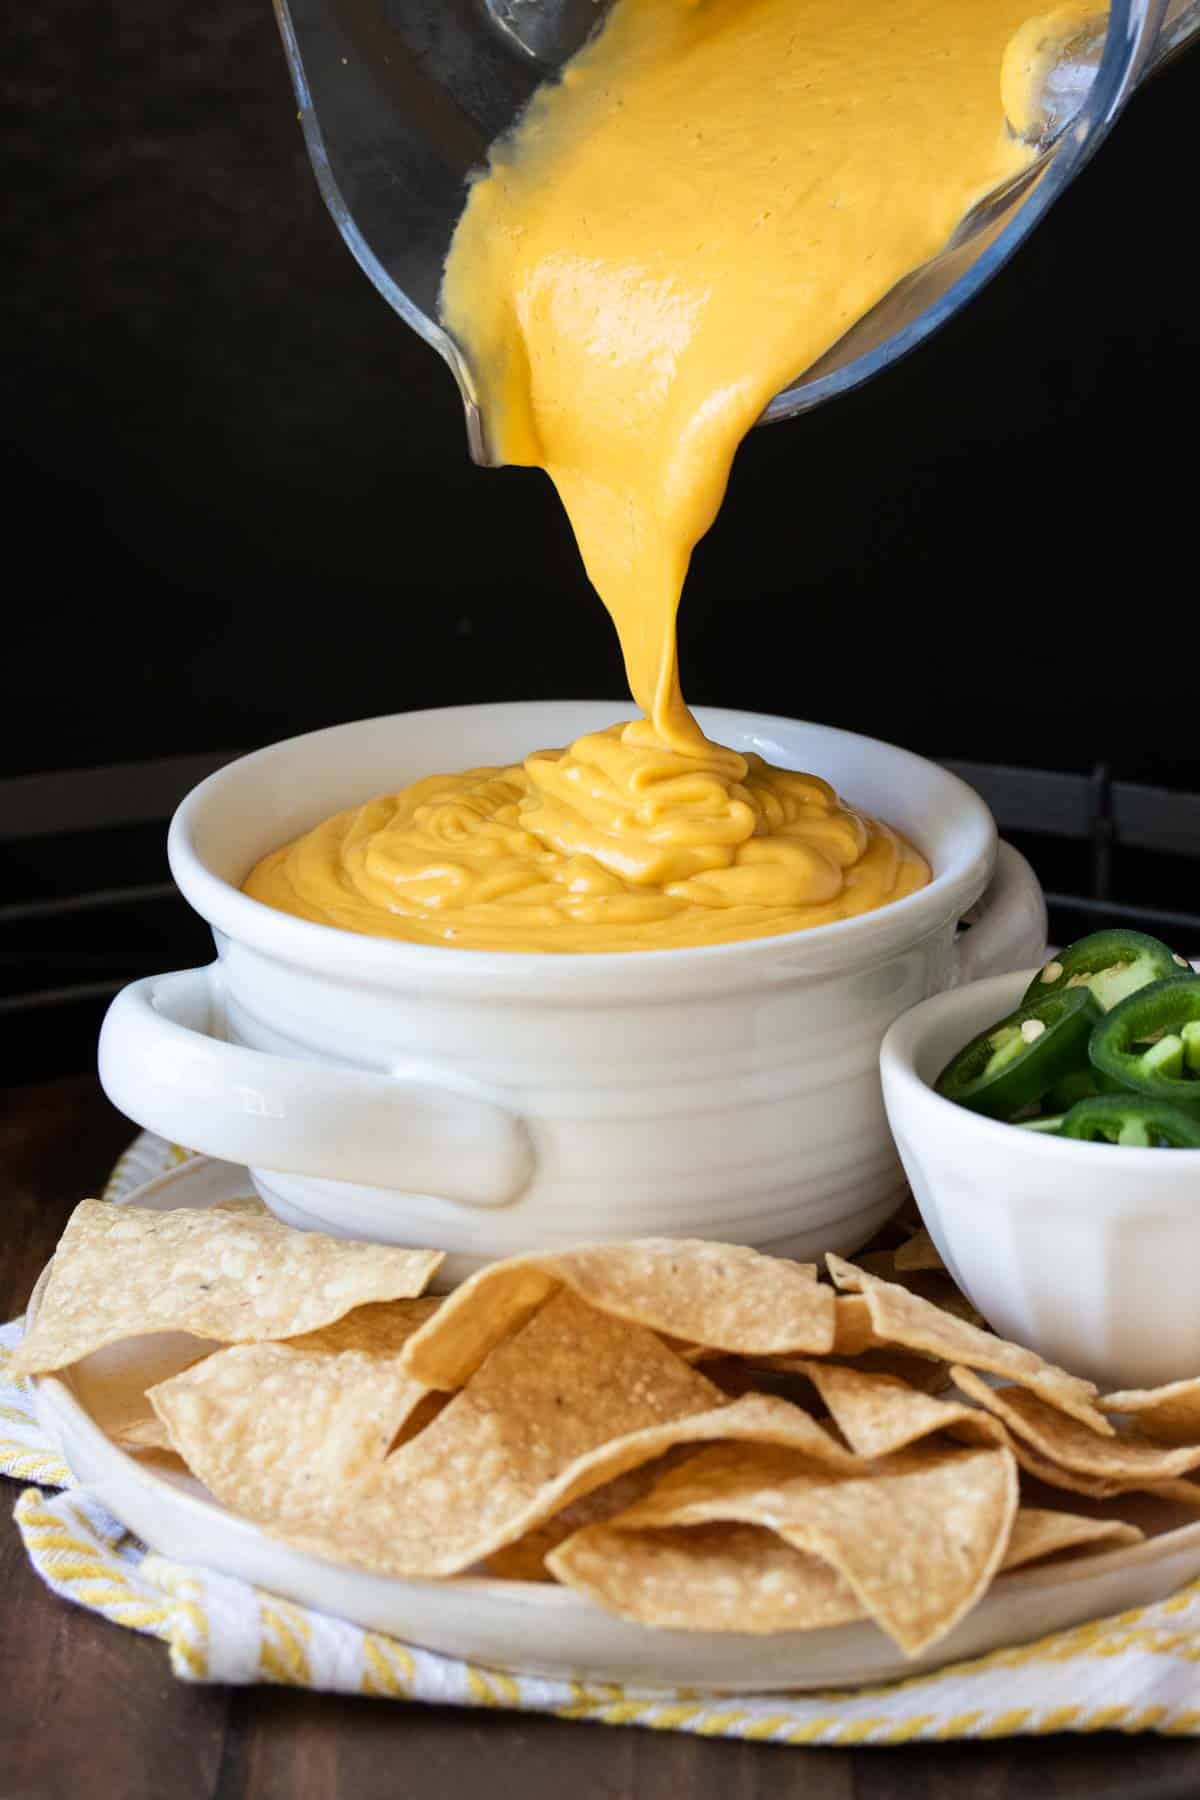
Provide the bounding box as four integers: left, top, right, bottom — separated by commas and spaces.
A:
842, 1350, 950, 1394
401, 1240, 835, 1390
548, 1500, 1139, 1629
848, 1256, 984, 1327
12, 1200, 443, 1376
1000, 1508, 1142, 1572
483, 1536, 560, 1583
1007, 1443, 1125, 1500
111, 1414, 173, 1452
270, 1300, 868, 1580
147, 1299, 441, 1528
658, 1337, 729, 1364
787, 1361, 1004, 1458
390, 1389, 450, 1449
776, 1308, 947, 1393
483, 1451, 700, 1581
1103, 1378, 1200, 1446
934, 1379, 1125, 1498
831, 1293, 878, 1357
950, 1368, 1200, 1486
341, 1382, 863, 1583
857, 1252, 899, 1279
911, 1276, 987, 1331
264, 1290, 722, 1571
551, 1439, 1017, 1656
893, 1228, 945, 1274
697, 1356, 775, 1399
548, 1522, 866, 1633
826, 1254, 1110, 1434
212, 1196, 271, 1215
101, 1342, 216, 1455
1145, 1479, 1200, 1508
487, 1389, 869, 1582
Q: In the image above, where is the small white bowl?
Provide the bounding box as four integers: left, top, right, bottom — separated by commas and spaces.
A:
880, 970, 1200, 1392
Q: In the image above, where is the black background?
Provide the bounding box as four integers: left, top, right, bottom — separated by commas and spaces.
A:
4, 5, 1198, 785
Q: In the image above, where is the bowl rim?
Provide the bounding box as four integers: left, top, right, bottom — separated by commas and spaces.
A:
880, 967, 1200, 1173
167, 700, 997, 989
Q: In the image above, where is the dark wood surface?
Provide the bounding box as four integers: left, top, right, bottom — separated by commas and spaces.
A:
3, 1078, 1200, 1799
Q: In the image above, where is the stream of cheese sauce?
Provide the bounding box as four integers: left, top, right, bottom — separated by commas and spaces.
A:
246, 0, 1066, 952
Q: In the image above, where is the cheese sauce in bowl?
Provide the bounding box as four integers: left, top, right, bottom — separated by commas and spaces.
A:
245, 725, 929, 952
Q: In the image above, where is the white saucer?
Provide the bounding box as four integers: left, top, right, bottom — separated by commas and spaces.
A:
29, 1156, 1200, 1693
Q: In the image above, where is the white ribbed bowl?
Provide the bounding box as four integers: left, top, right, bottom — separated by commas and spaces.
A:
98, 703, 1045, 1275
881, 970, 1200, 1391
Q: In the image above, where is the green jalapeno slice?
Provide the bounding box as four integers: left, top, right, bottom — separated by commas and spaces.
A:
1088, 975, 1200, 1106
1023, 929, 1188, 1013
1045, 1068, 1099, 1112
1015, 1114, 1068, 1134
936, 987, 1100, 1120
1059, 1094, 1200, 1149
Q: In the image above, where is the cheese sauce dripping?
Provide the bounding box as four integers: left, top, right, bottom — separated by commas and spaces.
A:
246, 0, 1076, 951
440, 0, 1045, 748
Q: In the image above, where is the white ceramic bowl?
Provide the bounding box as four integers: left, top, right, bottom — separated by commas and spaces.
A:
98, 702, 1046, 1275
880, 969, 1200, 1392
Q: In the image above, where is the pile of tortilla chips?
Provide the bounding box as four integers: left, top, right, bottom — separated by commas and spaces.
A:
17, 1197, 1200, 1659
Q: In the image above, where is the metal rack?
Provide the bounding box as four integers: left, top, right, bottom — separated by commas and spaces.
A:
943, 761, 1200, 942
2, 751, 1198, 1086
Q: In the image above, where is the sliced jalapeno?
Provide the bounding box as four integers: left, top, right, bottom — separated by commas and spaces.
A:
1023, 929, 1188, 1013
936, 987, 1100, 1120
1088, 975, 1200, 1107
1060, 1094, 1200, 1148
1015, 1114, 1067, 1135
1046, 1068, 1098, 1113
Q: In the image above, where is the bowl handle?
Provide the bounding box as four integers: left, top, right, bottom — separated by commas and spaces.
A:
955, 840, 1047, 985
97, 967, 534, 1209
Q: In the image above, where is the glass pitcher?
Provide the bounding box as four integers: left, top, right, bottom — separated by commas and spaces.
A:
272, 0, 1199, 463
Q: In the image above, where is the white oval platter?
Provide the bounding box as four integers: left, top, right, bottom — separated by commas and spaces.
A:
28, 1156, 1200, 1694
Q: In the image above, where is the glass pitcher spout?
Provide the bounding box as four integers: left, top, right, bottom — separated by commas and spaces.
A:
272, 0, 1198, 467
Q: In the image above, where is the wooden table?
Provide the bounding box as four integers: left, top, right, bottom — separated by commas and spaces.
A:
4, 1077, 1200, 1800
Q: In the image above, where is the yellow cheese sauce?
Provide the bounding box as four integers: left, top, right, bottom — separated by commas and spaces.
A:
440, 0, 1043, 746
246, 0, 1073, 952
244, 725, 929, 951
